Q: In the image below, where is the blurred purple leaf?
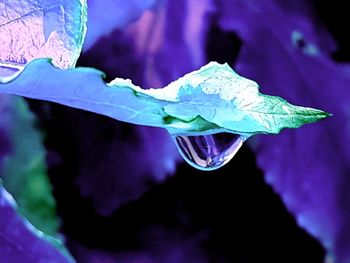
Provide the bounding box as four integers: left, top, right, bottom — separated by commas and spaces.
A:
217, 0, 350, 261
0, 185, 73, 263
74, 122, 180, 215
83, 0, 159, 51
124, 0, 214, 86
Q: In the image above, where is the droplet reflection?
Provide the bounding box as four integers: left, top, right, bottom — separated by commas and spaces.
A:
173, 133, 246, 171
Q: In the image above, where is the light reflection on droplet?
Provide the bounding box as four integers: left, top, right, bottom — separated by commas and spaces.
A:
173, 133, 246, 171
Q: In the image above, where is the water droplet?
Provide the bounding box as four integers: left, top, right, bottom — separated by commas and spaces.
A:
173, 133, 246, 171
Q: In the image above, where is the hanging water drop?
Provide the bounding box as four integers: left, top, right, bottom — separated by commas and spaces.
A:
173, 133, 246, 171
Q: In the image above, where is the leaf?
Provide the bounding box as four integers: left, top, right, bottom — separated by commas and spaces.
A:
0, 59, 329, 137
0, 95, 60, 236
0, 183, 74, 263
0, 94, 74, 259
0, 0, 87, 77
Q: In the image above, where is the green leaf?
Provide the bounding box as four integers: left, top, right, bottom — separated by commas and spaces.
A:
0, 59, 330, 137
0, 96, 74, 259
1, 97, 59, 236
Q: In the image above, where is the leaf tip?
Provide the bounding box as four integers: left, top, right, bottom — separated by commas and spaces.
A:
314, 109, 333, 120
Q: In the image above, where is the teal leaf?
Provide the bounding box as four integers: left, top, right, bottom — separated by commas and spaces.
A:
0, 59, 330, 137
